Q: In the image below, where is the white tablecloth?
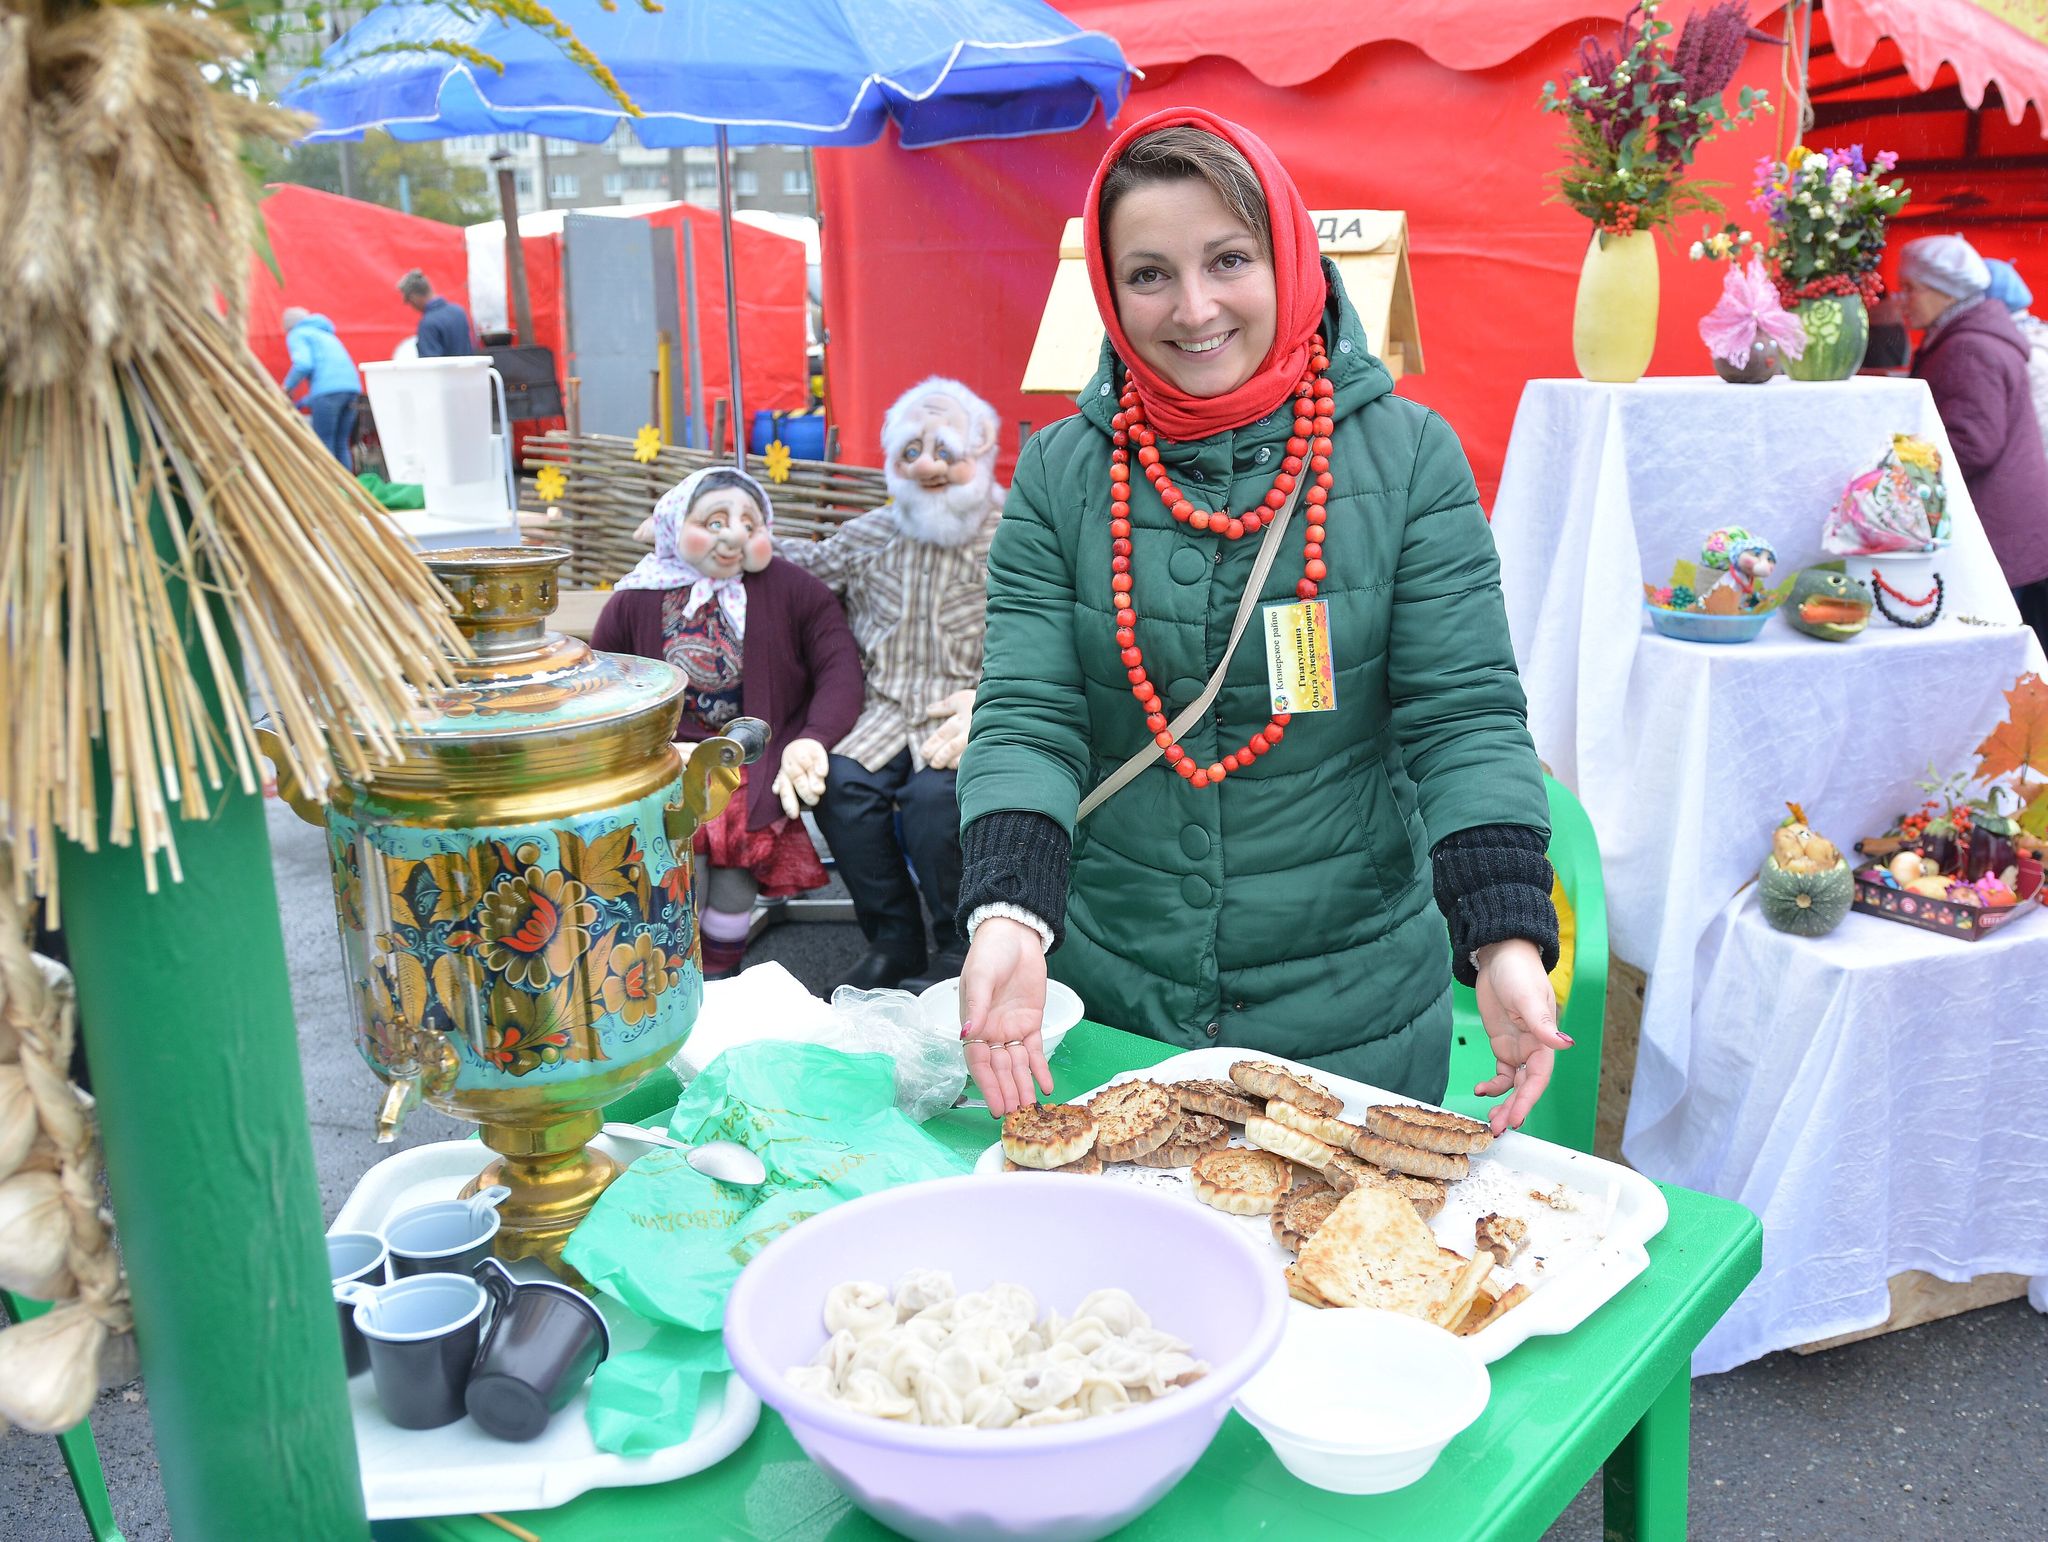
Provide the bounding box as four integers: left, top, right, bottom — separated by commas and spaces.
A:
1625, 887, 2048, 1374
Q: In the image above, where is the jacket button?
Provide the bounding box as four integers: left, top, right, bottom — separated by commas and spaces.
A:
1233, 1001, 1246, 1012
1099, 382, 1112, 396
1180, 874, 1213, 907
1205, 1021, 1221, 1038
1255, 445, 1271, 464
1180, 824, 1211, 860
1168, 545, 1208, 584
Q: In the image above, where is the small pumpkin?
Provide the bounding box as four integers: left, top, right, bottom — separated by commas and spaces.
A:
1759, 802, 1855, 936
1784, 568, 1872, 641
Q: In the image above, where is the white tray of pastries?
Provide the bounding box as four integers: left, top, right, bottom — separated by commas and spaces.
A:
976, 1048, 1667, 1364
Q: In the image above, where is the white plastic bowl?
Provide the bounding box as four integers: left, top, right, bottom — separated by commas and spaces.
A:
1233, 1307, 1490, 1494
723, 1173, 1288, 1542
917, 976, 1085, 1062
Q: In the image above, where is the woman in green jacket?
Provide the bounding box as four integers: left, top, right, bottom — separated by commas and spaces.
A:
956, 108, 1566, 1132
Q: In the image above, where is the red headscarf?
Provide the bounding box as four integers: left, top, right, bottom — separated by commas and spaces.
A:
1083, 107, 1326, 442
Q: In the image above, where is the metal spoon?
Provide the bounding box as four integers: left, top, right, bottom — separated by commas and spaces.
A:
600, 1123, 768, 1187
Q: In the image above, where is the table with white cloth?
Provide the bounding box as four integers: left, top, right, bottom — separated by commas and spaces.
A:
1491, 375, 2048, 1370
1626, 886, 2048, 1374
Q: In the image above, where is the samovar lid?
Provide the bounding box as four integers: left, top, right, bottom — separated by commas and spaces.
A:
405, 546, 684, 741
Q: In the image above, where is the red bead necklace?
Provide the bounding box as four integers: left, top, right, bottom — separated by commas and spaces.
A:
1107, 334, 1334, 790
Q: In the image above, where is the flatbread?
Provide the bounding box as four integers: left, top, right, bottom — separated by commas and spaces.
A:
1130, 1112, 1231, 1168
1087, 1080, 1178, 1162
1229, 1060, 1343, 1118
1270, 1184, 1342, 1253
1363, 1103, 1494, 1156
1171, 1077, 1263, 1124
1316, 1151, 1446, 1219
1190, 1148, 1292, 1216
1243, 1114, 1340, 1169
1001, 1151, 1105, 1175
1000, 1104, 1096, 1170
1296, 1187, 1463, 1319
1347, 1131, 1470, 1182
1263, 1097, 1367, 1154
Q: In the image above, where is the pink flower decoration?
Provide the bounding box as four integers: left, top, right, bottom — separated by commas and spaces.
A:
1700, 255, 1809, 366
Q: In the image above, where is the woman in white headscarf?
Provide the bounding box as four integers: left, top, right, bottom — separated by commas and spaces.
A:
592, 467, 864, 975
1898, 235, 2048, 644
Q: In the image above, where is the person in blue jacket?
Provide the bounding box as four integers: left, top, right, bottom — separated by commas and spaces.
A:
280, 307, 363, 468
398, 269, 480, 358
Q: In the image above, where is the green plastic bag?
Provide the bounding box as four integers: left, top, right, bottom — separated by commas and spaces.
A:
564, 1041, 968, 1453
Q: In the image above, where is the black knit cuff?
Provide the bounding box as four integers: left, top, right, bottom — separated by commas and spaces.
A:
1431, 824, 1559, 987
957, 812, 1072, 951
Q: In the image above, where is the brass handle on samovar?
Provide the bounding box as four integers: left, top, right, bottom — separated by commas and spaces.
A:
667, 717, 771, 847
253, 720, 325, 827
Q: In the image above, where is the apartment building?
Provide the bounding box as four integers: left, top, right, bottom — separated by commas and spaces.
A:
439, 134, 815, 219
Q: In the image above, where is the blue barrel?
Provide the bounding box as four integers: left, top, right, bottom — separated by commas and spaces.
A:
748, 410, 827, 462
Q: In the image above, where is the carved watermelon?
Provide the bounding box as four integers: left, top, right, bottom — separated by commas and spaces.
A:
1782, 296, 1870, 382
1758, 853, 1855, 935
1785, 568, 1873, 641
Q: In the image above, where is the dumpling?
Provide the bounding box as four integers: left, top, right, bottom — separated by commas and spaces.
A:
1139, 1350, 1208, 1398
1002, 1359, 1083, 1413
963, 1384, 1022, 1429
815, 1328, 861, 1390
1085, 1341, 1158, 1391
840, 1368, 916, 1420
932, 1337, 1006, 1397
1017, 1404, 1086, 1428
893, 1269, 956, 1320
1073, 1288, 1150, 1337
1052, 1315, 1113, 1357
784, 1364, 836, 1400
1074, 1374, 1132, 1418
823, 1281, 897, 1340
914, 1375, 965, 1428
878, 1333, 937, 1398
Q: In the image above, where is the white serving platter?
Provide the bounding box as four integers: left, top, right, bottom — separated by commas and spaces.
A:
331, 1135, 761, 1521
972, 1048, 1668, 1365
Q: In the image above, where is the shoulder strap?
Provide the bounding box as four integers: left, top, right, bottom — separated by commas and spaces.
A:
1076, 470, 1307, 823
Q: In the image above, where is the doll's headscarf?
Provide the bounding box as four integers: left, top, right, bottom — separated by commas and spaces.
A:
1082, 107, 1326, 442
614, 465, 773, 639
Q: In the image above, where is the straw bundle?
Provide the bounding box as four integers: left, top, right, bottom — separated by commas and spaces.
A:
0, 0, 468, 914
523, 432, 890, 588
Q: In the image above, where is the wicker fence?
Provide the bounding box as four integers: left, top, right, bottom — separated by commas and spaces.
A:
521, 432, 891, 588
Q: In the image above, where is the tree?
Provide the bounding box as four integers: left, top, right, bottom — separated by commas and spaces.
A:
256, 131, 496, 225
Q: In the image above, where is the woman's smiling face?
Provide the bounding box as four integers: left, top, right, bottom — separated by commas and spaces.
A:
1106, 177, 1277, 399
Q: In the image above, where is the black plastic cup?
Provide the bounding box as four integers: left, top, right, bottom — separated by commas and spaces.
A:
326, 1231, 389, 1377
384, 1186, 508, 1279
465, 1258, 611, 1442
340, 1273, 491, 1430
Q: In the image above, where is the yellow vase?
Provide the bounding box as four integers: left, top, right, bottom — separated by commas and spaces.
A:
1572, 230, 1660, 383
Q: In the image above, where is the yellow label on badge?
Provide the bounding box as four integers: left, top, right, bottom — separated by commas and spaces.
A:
1263, 599, 1337, 713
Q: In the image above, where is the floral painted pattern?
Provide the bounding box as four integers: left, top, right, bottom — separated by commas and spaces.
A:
334, 801, 694, 1082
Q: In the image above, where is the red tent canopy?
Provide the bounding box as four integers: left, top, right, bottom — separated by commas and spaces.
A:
247, 185, 471, 383
816, 2, 2048, 502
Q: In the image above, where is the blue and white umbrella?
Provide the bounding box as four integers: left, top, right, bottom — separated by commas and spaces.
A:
282, 0, 1134, 458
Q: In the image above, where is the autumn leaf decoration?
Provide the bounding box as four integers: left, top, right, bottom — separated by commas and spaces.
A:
1974, 673, 2048, 837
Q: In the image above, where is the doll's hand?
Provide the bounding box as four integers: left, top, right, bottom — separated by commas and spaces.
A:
1472, 938, 1571, 1137
959, 917, 1054, 1118
772, 739, 829, 819
919, 690, 976, 770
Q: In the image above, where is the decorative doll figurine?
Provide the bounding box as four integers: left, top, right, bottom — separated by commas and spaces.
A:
775, 376, 1006, 990
1699, 526, 1778, 611
593, 467, 863, 977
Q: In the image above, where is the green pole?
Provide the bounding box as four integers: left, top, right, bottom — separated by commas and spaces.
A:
53, 500, 368, 1537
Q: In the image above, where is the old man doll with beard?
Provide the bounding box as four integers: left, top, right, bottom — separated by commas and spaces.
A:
778, 376, 1006, 989
594, 467, 863, 977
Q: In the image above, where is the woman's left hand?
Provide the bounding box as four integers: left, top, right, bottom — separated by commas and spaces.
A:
1471, 938, 1570, 1137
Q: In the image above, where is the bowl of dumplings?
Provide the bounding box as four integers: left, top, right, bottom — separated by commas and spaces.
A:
722, 1172, 1288, 1542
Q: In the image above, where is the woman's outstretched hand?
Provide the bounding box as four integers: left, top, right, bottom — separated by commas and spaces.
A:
1471, 938, 1571, 1137
957, 916, 1055, 1118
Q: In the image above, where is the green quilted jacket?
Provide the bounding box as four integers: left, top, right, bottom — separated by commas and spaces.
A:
957, 265, 1547, 1099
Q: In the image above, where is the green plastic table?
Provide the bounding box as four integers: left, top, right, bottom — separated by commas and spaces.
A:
375, 1024, 1760, 1542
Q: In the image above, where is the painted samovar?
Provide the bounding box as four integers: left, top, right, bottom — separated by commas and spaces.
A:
262, 546, 764, 1270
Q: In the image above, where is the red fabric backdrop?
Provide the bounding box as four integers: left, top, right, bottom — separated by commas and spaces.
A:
513, 205, 810, 436
247, 185, 471, 382
816, 5, 2048, 502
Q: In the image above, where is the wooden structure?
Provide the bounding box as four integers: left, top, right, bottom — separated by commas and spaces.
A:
1022, 209, 1424, 394
521, 433, 891, 588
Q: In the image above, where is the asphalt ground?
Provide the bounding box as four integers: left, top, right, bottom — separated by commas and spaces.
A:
3, 802, 2043, 1540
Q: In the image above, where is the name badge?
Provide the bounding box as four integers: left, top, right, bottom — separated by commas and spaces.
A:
1262, 599, 1337, 714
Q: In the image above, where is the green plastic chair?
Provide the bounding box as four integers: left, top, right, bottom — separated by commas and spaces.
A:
0, 1289, 126, 1542
1441, 775, 1609, 1153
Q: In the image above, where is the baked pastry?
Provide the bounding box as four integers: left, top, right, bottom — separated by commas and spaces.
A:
1243, 1113, 1340, 1169
1296, 1188, 1474, 1318
1362, 1103, 1494, 1156
1270, 1184, 1341, 1253
1228, 1060, 1343, 1118
1086, 1080, 1179, 1163
1130, 1112, 1231, 1168
1347, 1131, 1470, 1182
1171, 1077, 1263, 1124
1000, 1104, 1097, 1171
1263, 1098, 1366, 1154
1189, 1148, 1292, 1216
1474, 1213, 1529, 1266
1316, 1152, 1446, 1219
1002, 1151, 1105, 1175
